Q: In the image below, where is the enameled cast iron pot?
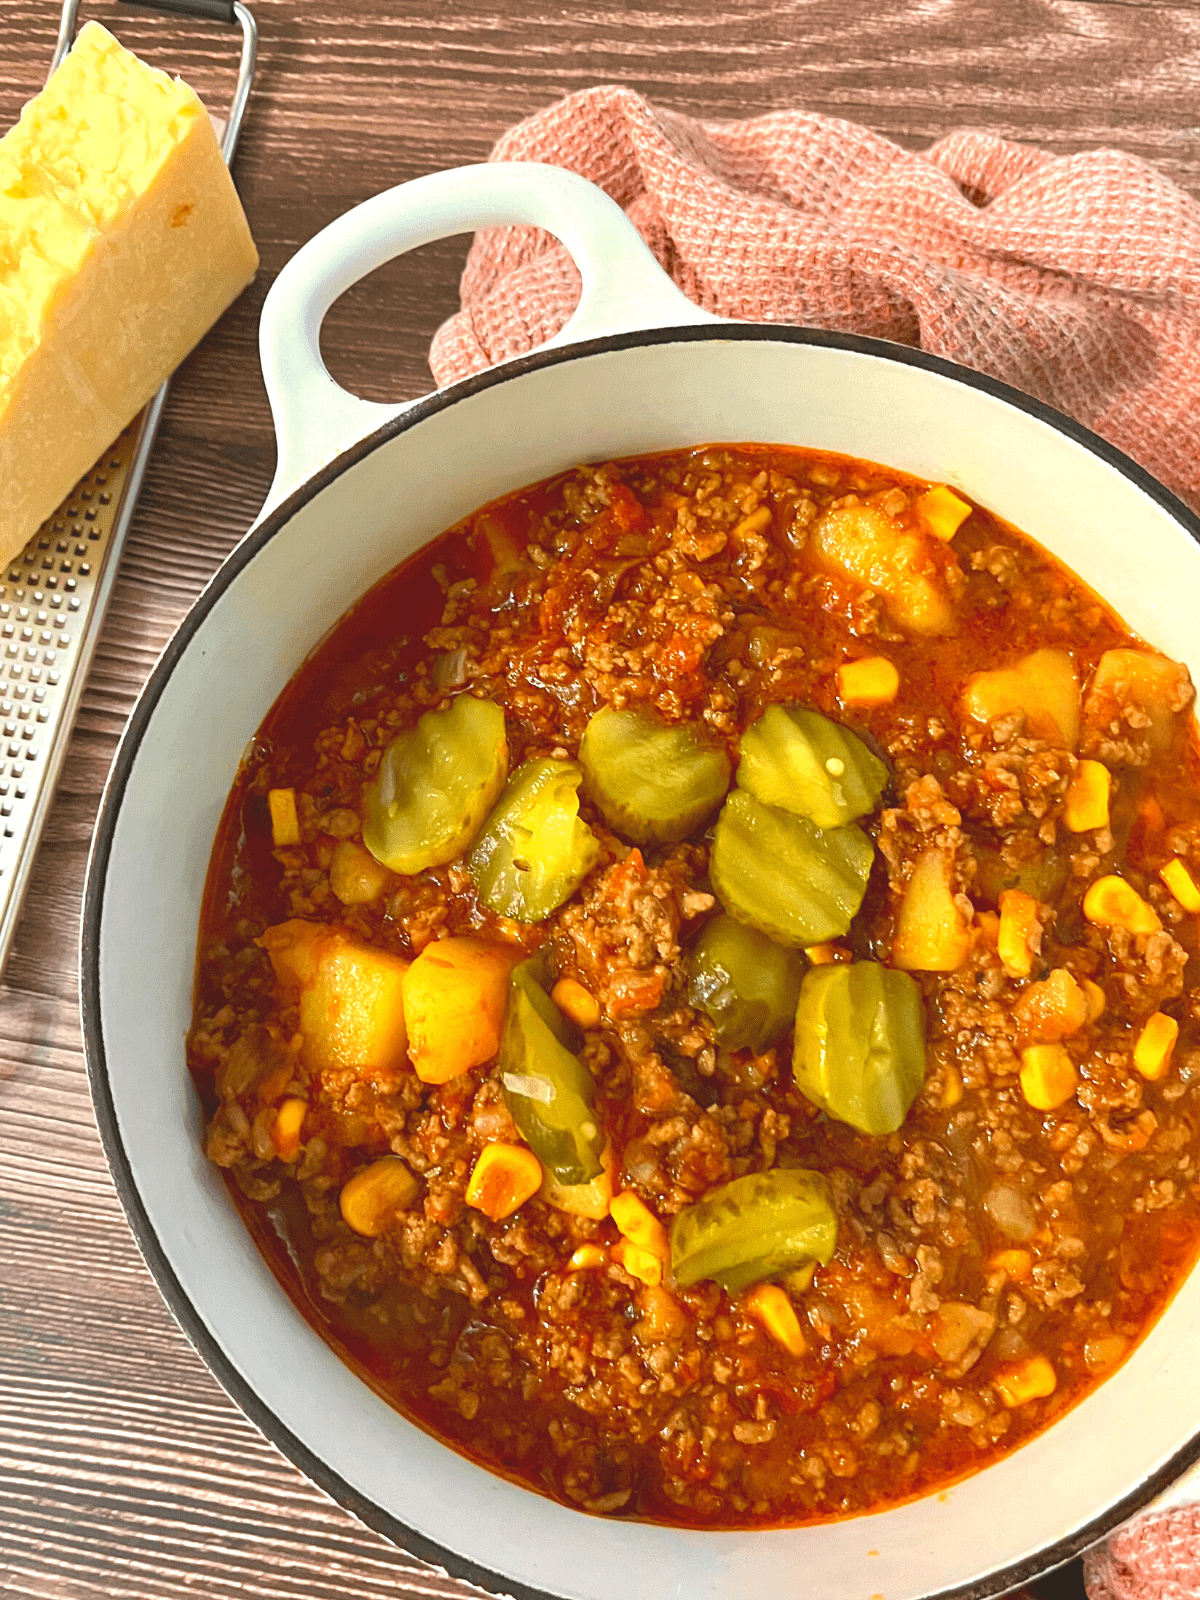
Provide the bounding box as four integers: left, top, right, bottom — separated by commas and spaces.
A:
81, 162, 1200, 1600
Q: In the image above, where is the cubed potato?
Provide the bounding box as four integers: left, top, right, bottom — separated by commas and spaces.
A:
997, 889, 1042, 979
811, 503, 956, 634
260, 918, 324, 988
1013, 968, 1087, 1044
961, 648, 1079, 748
402, 936, 518, 1085
1084, 649, 1193, 753
259, 919, 409, 1075
892, 847, 973, 972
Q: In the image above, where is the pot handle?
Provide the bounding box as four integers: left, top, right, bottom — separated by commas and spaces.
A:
257, 161, 720, 518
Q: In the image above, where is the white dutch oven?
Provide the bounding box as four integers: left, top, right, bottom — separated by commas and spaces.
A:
82, 162, 1200, 1600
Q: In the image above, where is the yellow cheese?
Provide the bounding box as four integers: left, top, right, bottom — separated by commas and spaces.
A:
0, 22, 258, 563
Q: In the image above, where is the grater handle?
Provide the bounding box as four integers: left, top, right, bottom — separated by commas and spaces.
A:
256, 161, 717, 521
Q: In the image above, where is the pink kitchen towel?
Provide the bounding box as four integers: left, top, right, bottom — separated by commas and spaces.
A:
431, 87, 1200, 1599
430, 83, 1200, 517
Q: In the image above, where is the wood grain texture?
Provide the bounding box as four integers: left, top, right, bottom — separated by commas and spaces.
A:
4, 0, 1199, 1594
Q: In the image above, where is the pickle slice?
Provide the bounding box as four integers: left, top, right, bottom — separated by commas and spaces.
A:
363, 695, 507, 875
709, 790, 873, 948
469, 757, 601, 922
499, 963, 605, 1186
670, 1168, 838, 1293
578, 705, 731, 846
687, 914, 805, 1052
793, 961, 927, 1135
738, 705, 888, 828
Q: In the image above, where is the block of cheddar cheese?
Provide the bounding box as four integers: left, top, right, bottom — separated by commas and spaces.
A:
0, 22, 259, 565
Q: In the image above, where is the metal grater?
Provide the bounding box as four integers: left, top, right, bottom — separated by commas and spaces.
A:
0, 0, 257, 974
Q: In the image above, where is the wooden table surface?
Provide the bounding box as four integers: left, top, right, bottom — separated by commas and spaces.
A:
4, 1, 1200, 1596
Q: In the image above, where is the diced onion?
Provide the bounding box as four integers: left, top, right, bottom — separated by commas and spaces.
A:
502, 1072, 554, 1104
991, 1328, 1031, 1362
983, 1184, 1036, 1242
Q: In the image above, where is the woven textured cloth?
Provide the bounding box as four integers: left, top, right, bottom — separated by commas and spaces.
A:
1085, 1505, 1200, 1600
430, 84, 1200, 515
430, 85, 1200, 1597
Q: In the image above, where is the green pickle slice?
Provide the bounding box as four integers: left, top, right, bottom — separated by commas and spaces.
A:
738, 704, 888, 828
709, 790, 873, 948
469, 757, 600, 921
687, 914, 804, 1053
670, 1169, 838, 1293
498, 963, 605, 1185
793, 961, 927, 1135
363, 695, 507, 875
578, 705, 731, 846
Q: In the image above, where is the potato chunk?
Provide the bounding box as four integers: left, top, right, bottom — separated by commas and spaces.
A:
961, 648, 1079, 748
1013, 968, 1087, 1044
811, 503, 956, 634
260, 920, 409, 1075
892, 847, 972, 972
402, 936, 518, 1084
1083, 649, 1193, 754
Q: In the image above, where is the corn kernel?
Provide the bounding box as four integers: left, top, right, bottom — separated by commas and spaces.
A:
1082, 978, 1107, 1023
340, 1155, 419, 1237
1019, 1043, 1078, 1111
940, 1067, 964, 1109
567, 1244, 607, 1271
998, 890, 1041, 979
836, 655, 900, 707
743, 1283, 807, 1356
551, 976, 602, 1029
272, 1096, 307, 1162
1064, 761, 1111, 833
610, 1191, 670, 1258
329, 839, 390, 905
916, 484, 973, 542
268, 787, 302, 848
995, 1354, 1057, 1408
466, 1142, 543, 1221
1133, 1011, 1178, 1081
612, 1238, 662, 1286
1161, 858, 1200, 914
1082, 875, 1161, 935
987, 1248, 1033, 1282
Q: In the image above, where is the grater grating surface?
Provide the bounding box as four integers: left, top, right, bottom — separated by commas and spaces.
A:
0, 443, 127, 833
0, 415, 154, 966
0, 0, 257, 976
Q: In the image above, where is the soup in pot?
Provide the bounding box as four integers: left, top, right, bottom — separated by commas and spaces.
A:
189, 445, 1200, 1526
